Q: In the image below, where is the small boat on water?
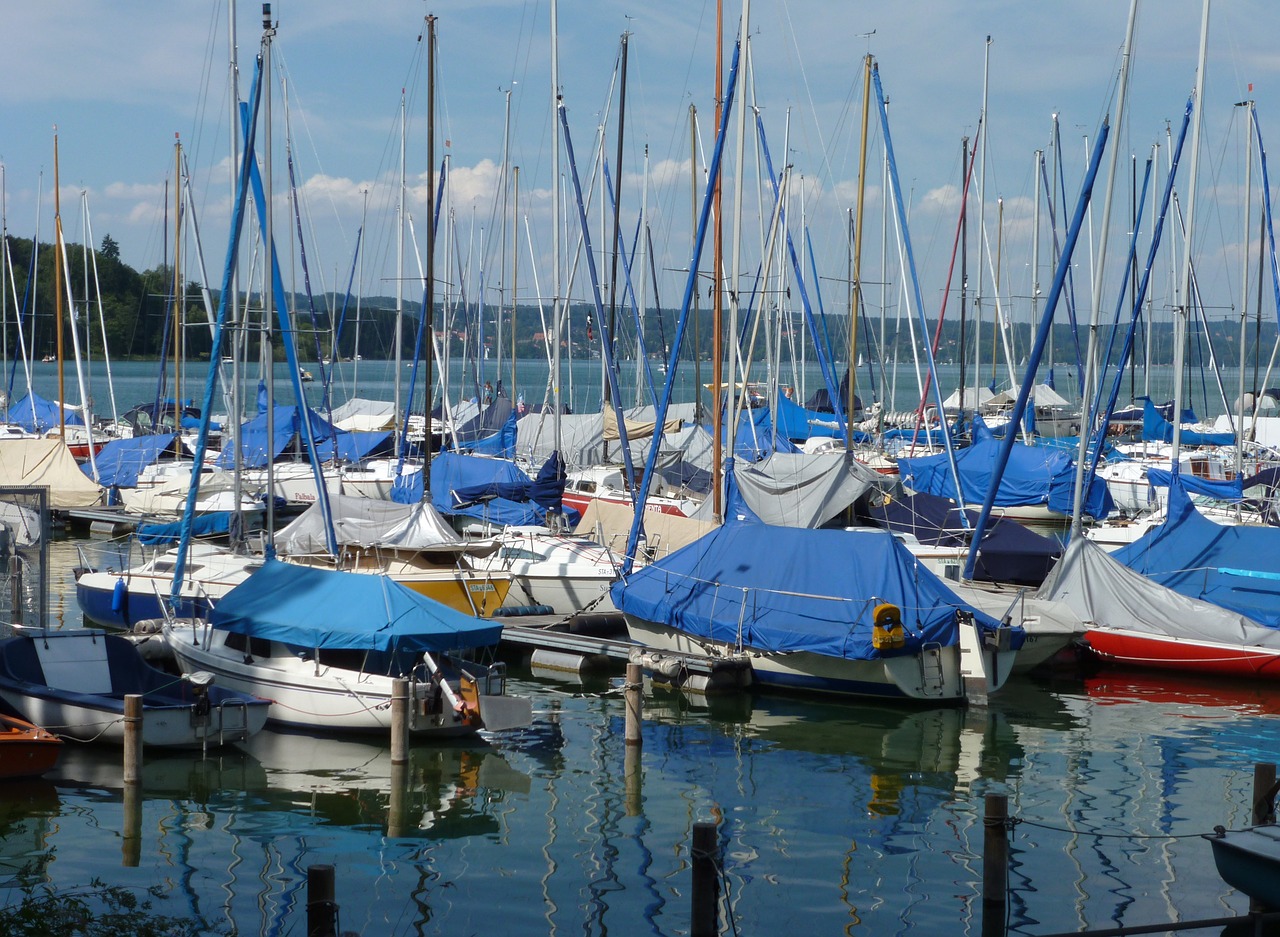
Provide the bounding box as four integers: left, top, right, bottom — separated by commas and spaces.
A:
163, 559, 533, 738
0, 711, 62, 779
0, 629, 269, 748
1205, 823, 1280, 910
615, 520, 1023, 702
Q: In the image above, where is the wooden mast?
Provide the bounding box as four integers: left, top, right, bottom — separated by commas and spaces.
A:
848, 53, 872, 449
710, 0, 723, 521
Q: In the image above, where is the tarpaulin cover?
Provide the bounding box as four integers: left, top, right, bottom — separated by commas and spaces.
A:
211, 557, 502, 652
216, 405, 388, 468
897, 415, 1113, 519
861, 488, 1061, 586
1142, 397, 1234, 447
136, 511, 232, 546
87, 434, 177, 488
1110, 481, 1280, 627
612, 517, 1008, 661
434, 451, 578, 528
1144, 468, 1244, 502
9, 391, 84, 432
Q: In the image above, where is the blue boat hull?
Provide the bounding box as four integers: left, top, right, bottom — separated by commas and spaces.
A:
1206, 826, 1280, 910
76, 581, 207, 629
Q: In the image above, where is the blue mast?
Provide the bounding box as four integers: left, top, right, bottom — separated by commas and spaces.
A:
963, 119, 1109, 581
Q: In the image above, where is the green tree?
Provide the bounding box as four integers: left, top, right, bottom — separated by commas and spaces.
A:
99, 233, 119, 261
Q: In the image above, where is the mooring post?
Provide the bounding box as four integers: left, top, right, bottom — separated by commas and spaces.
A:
1252, 763, 1277, 825
625, 661, 643, 747
982, 793, 1009, 937
9, 554, 22, 625
1251, 763, 1278, 914
691, 820, 720, 937
307, 864, 337, 937
123, 693, 142, 784
391, 677, 409, 766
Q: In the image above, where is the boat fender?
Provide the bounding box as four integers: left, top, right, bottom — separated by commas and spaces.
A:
111, 577, 127, 614
871, 603, 905, 651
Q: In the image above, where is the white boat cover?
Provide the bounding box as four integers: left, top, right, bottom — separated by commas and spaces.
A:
1036, 536, 1280, 647
275, 492, 484, 555
0, 439, 103, 508
328, 397, 397, 432
986, 383, 1072, 409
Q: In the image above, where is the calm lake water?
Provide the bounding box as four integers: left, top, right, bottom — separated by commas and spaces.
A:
1, 535, 1273, 936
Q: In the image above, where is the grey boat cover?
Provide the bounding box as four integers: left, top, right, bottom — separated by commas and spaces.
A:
516, 403, 698, 469
1036, 536, 1280, 648
694, 450, 892, 528
329, 397, 397, 432
275, 492, 493, 557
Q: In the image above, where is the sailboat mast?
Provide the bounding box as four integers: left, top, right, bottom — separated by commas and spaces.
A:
262, 2, 276, 545
53, 130, 65, 441
395, 92, 405, 445
1170, 0, 1211, 465
425, 13, 436, 485
511, 164, 519, 397
974, 36, 990, 401
1236, 98, 1254, 478
724, 0, 750, 473
607, 32, 629, 410
710, 0, 724, 522
1070, 0, 1138, 538
848, 53, 871, 449
551, 0, 562, 455
172, 134, 183, 413
689, 103, 702, 422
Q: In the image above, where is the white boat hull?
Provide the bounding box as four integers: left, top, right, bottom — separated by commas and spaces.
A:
624, 615, 967, 701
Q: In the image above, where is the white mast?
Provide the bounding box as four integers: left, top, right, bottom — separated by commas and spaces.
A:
1170, 0, 1211, 465
1070, 0, 1139, 537
551, 0, 562, 455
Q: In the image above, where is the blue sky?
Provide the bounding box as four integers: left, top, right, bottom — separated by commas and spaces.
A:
2, 1, 1277, 332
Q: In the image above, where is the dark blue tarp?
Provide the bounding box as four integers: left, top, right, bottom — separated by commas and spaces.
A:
897, 416, 1113, 520
9, 391, 84, 432
1142, 397, 1234, 447
210, 557, 502, 652
85, 434, 178, 488
431, 451, 579, 527
859, 488, 1061, 586
612, 517, 1009, 661
1111, 482, 1280, 628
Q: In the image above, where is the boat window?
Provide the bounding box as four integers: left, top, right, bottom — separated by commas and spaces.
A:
152, 561, 204, 575
577, 480, 595, 493
499, 547, 544, 561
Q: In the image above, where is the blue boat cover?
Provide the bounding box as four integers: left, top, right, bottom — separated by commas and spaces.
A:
773, 394, 843, 442
612, 518, 1007, 660
1111, 482, 1280, 627
466, 411, 519, 458
897, 416, 1114, 520
137, 511, 233, 545
216, 405, 389, 468
210, 558, 502, 652
432, 451, 579, 527
9, 391, 84, 432
85, 434, 178, 487
1142, 397, 1234, 447
1144, 468, 1244, 502
860, 488, 1061, 586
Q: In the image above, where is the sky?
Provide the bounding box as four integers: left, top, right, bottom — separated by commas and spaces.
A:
2, 0, 1279, 344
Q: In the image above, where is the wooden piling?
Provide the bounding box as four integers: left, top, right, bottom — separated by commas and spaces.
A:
9, 555, 21, 625
691, 820, 719, 937
982, 793, 1008, 937
1252, 762, 1277, 825
388, 762, 408, 839
122, 775, 141, 867
625, 744, 642, 817
391, 678, 409, 766
122, 694, 142, 785
624, 662, 643, 748
307, 864, 337, 937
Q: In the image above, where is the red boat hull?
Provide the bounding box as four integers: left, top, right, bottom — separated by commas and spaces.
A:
1084, 629, 1280, 680
0, 713, 62, 780
562, 492, 691, 518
